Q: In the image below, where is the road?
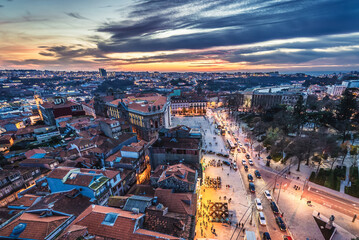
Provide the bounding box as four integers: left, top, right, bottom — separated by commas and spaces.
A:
209, 109, 292, 240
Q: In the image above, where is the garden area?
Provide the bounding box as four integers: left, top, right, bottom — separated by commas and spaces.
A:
309, 166, 346, 191
345, 166, 359, 198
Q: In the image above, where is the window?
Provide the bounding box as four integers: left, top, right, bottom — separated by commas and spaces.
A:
102, 212, 118, 226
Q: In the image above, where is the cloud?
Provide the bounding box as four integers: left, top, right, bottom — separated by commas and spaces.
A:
94, 0, 359, 54
65, 12, 88, 20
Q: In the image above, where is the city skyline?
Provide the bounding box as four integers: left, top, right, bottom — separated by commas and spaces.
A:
1, 0, 359, 72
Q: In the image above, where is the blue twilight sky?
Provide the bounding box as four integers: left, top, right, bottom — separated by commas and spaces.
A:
1, 0, 359, 72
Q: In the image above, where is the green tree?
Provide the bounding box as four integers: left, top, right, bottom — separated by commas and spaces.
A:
336, 89, 358, 143
350, 145, 359, 167
292, 95, 306, 134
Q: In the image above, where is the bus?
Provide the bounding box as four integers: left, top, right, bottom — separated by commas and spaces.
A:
227, 139, 236, 152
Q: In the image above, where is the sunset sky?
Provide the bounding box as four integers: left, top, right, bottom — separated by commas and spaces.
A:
1, 0, 359, 72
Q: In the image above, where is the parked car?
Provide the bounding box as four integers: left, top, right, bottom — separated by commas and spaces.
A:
283, 236, 292, 240
254, 198, 263, 210
244, 165, 249, 172
245, 154, 250, 159
249, 182, 255, 193
247, 174, 254, 182
270, 201, 279, 214
233, 163, 238, 171
223, 160, 231, 166
262, 232, 271, 240
275, 216, 286, 231
254, 170, 261, 178
264, 190, 272, 200
242, 148, 246, 153
237, 148, 241, 152
258, 212, 266, 226
242, 159, 246, 165
248, 159, 254, 165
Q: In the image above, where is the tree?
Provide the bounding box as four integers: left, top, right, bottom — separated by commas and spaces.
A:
292, 95, 306, 134
263, 127, 282, 147
350, 145, 359, 167
286, 136, 310, 171
336, 89, 358, 143
340, 142, 349, 166
325, 141, 343, 170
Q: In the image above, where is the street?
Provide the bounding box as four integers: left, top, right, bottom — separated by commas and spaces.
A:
172, 111, 359, 240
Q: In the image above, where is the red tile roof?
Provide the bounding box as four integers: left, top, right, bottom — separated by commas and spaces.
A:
155, 189, 196, 215
25, 149, 46, 159
8, 194, 39, 208
64, 205, 179, 240
0, 212, 70, 240
158, 164, 196, 184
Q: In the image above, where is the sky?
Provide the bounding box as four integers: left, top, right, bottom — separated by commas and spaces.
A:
1, 0, 359, 72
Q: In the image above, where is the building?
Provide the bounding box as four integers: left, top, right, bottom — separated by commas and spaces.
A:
99, 68, 107, 77
39, 97, 85, 125
99, 118, 130, 138
32, 125, 61, 143
342, 80, 359, 88
96, 93, 171, 141
0, 134, 14, 152
59, 205, 182, 240
326, 85, 347, 96
67, 133, 137, 161
0, 170, 24, 207
46, 167, 123, 205
151, 164, 197, 193
250, 91, 307, 110
149, 125, 202, 170
20, 158, 59, 170
171, 94, 207, 116
0, 209, 74, 240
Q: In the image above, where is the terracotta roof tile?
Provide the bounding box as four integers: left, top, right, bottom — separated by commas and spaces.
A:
0, 212, 69, 240
65, 205, 178, 240
155, 189, 196, 215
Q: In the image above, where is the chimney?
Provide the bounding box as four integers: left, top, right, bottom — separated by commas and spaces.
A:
132, 208, 140, 214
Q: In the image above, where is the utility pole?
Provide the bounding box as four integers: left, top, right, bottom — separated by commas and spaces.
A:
250, 205, 254, 225
277, 182, 282, 204
300, 179, 307, 200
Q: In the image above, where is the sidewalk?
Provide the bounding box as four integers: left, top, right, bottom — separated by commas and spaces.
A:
312, 210, 356, 240
237, 129, 359, 204
340, 165, 350, 193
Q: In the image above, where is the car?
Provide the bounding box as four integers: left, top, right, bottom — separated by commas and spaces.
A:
244, 165, 249, 172
283, 236, 293, 240
247, 174, 254, 182
262, 232, 271, 240
245, 154, 250, 159
258, 211, 266, 226
233, 163, 238, 171
242, 148, 246, 153
254, 198, 263, 210
248, 159, 254, 165
237, 148, 241, 152
254, 170, 261, 178
270, 201, 279, 214
264, 190, 272, 200
242, 159, 246, 165
224, 154, 229, 158
249, 182, 255, 193
223, 160, 231, 166
275, 216, 286, 231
